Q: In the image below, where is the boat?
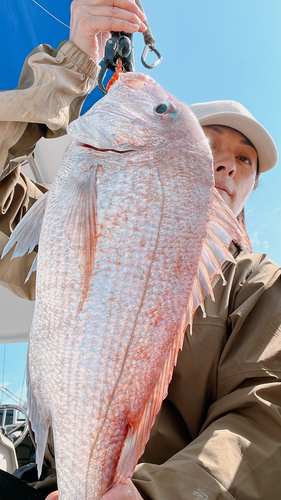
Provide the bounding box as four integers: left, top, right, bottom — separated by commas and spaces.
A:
0, 388, 33, 473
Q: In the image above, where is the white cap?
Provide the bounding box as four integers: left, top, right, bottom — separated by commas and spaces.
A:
190, 100, 278, 173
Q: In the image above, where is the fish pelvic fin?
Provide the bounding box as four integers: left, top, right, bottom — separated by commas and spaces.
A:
186, 187, 252, 332
27, 365, 50, 478
62, 164, 98, 312
114, 312, 188, 484
1, 192, 48, 281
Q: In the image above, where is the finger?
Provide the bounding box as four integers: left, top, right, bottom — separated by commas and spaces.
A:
101, 479, 143, 500
71, 0, 146, 23
75, 14, 146, 35
98, 0, 146, 22
71, 6, 146, 34
45, 492, 59, 500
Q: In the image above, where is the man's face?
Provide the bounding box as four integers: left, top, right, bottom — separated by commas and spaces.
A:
202, 125, 258, 217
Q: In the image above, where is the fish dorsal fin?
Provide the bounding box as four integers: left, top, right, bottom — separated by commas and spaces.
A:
114, 187, 251, 482
61, 164, 98, 311
1, 192, 48, 280
186, 187, 251, 331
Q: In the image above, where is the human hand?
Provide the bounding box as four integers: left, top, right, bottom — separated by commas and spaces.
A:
45, 479, 143, 499
69, 0, 147, 62
101, 479, 143, 500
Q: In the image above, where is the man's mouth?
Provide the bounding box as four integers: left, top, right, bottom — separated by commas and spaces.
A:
215, 182, 231, 196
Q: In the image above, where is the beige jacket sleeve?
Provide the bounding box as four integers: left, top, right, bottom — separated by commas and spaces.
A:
133, 252, 281, 500
0, 41, 100, 299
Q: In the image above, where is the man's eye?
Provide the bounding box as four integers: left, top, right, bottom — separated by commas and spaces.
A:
207, 140, 216, 150
238, 156, 251, 164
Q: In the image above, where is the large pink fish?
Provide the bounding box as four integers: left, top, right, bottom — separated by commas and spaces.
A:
3, 72, 249, 499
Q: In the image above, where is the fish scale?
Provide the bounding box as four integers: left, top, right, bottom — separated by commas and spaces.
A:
2, 72, 250, 499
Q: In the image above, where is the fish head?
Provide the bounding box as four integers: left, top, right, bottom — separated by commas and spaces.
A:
67, 72, 212, 167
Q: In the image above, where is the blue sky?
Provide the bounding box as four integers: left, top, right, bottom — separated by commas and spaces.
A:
1, 0, 281, 401
0, 343, 27, 405
133, 0, 281, 264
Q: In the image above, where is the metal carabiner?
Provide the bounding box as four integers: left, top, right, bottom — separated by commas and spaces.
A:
141, 43, 162, 69
135, 0, 162, 69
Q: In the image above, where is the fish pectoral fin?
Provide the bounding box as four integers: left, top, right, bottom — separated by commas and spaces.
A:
186, 187, 252, 331
1, 192, 48, 280
61, 164, 98, 309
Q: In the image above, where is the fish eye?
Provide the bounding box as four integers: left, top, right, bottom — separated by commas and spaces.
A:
154, 102, 169, 115
153, 101, 178, 117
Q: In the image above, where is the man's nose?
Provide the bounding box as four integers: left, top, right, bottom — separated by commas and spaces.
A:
214, 154, 236, 177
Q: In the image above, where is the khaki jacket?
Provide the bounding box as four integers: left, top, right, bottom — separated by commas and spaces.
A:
134, 249, 281, 500
0, 40, 99, 299
0, 43, 281, 500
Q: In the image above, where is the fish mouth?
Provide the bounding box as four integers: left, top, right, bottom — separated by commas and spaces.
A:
77, 142, 137, 154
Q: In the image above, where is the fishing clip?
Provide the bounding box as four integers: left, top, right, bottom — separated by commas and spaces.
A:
98, 32, 135, 94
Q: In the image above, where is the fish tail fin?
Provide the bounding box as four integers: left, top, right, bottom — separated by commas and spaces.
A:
27, 363, 50, 478
1, 192, 48, 281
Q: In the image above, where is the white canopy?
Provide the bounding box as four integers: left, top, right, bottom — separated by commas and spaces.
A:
0, 135, 71, 343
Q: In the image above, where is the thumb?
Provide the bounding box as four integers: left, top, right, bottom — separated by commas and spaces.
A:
45, 492, 59, 500
102, 479, 143, 500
